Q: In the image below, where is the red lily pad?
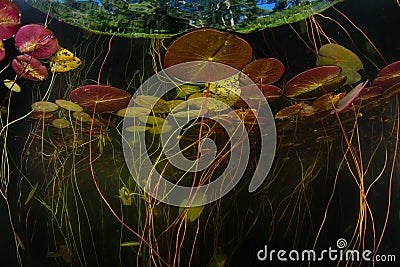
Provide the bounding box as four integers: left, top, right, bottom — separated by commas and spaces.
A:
354, 86, 383, 104
15, 24, 58, 58
0, 0, 20, 40
242, 58, 285, 84
12, 55, 48, 81
283, 66, 346, 99
70, 85, 132, 113
0, 40, 5, 61
275, 103, 303, 119
333, 80, 368, 113
382, 81, 400, 99
164, 28, 252, 81
312, 92, 345, 111
372, 61, 400, 88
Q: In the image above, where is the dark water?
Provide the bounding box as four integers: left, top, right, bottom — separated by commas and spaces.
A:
1, 0, 400, 266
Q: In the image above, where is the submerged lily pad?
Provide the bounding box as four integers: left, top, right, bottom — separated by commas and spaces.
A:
3, 79, 21, 92
242, 58, 285, 84
12, 55, 49, 81
283, 66, 346, 99
72, 111, 92, 122
0, 0, 20, 40
117, 107, 150, 118
372, 61, 400, 88
179, 192, 206, 222
52, 118, 71, 129
275, 103, 303, 119
164, 28, 252, 80
317, 43, 363, 85
382, 81, 400, 99
31, 101, 59, 112
312, 92, 345, 111
55, 99, 83, 112
70, 85, 131, 113
125, 125, 150, 132
333, 80, 368, 113
15, 24, 58, 58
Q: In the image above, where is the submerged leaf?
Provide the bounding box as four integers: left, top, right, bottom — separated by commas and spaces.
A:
15, 24, 58, 58
179, 192, 206, 222
49, 48, 81, 72
25, 182, 38, 205
0, 0, 20, 40
120, 241, 140, 247
12, 55, 49, 81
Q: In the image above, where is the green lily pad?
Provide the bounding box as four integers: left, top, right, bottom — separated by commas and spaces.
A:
176, 84, 203, 98
317, 43, 363, 85
284, 66, 346, 99
31, 101, 59, 112
138, 115, 165, 126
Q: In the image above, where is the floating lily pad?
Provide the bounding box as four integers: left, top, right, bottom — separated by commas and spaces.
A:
372, 61, 400, 88
283, 66, 346, 99
15, 24, 58, 58
12, 55, 49, 81
55, 99, 83, 112
242, 58, 285, 84
179, 192, 206, 222
275, 103, 303, 119
317, 43, 363, 85
0, 40, 5, 61
72, 111, 92, 122
52, 118, 71, 129
31, 101, 59, 112
0, 0, 20, 40
164, 28, 252, 81
3, 79, 21, 92
117, 107, 150, 118
49, 48, 81, 72
70, 85, 131, 113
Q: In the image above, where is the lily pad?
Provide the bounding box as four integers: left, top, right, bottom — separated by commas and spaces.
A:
275, 103, 303, 119
176, 84, 203, 98
52, 118, 71, 129
70, 85, 131, 113
164, 28, 252, 81
49, 48, 81, 72
138, 115, 165, 126
3, 79, 21, 92
283, 66, 346, 99
382, 81, 400, 99
372, 61, 400, 88
148, 123, 173, 135
0, 0, 20, 40
333, 80, 368, 113
15, 24, 58, 58
72, 111, 92, 122
55, 99, 83, 112
125, 125, 150, 132
317, 43, 363, 85
117, 107, 150, 118
242, 58, 285, 84
354, 86, 383, 104
312, 92, 345, 111
12, 55, 49, 81
31, 101, 59, 112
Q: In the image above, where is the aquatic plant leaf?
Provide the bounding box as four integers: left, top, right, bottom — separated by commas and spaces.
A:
0, 0, 20, 40
12, 55, 49, 81
124, 125, 150, 132
49, 48, 81, 72
317, 43, 363, 85
55, 99, 83, 112
354, 86, 383, 104
0, 40, 5, 61
52, 118, 71, 129
372, 61, 400, 88
72, 111, 92, 122
333, 80, 368, 113
119, 187, 132, 206
242, 58, 285, 84
164, 28, 252, 80
31, 101, 59, 112
179, 192, 206, 222
24, 182, 38, 205
15, 24, 58, 58
176, 84, 203, 98
120, 241, 140, 247
70, 85, 131, 113
3, 79, 21, 92
138, 115, 165, 126
117, 107, 150, 118
312, 92, 345, 111
275, 103, 303, 119
383, 81, 400, 99
148, 123, 173, 134
283, 66, 345, 99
